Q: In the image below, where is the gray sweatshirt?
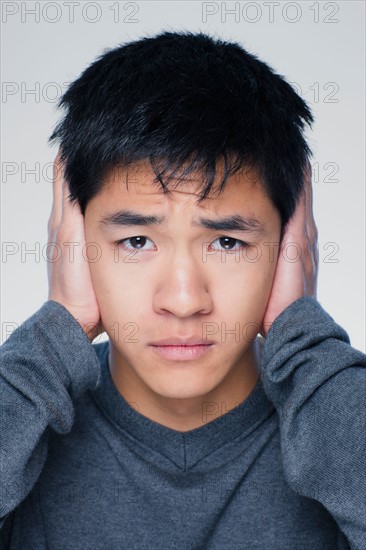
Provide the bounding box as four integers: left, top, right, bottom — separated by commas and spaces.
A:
0, 296, 365, 549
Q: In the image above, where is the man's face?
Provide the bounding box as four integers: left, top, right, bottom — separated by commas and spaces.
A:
84, 159, 281, 402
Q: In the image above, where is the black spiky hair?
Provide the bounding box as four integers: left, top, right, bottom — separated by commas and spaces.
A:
49, 30, 314, 228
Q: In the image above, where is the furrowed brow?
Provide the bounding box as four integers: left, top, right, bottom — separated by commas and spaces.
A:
99, 210, 265, 234
99, 210, 165, 228
193, 215, 265, 234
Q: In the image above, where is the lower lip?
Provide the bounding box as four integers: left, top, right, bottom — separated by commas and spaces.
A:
150, 344, 214, 361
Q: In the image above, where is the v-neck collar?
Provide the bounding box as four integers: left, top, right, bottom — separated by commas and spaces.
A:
91, 340, 275, 470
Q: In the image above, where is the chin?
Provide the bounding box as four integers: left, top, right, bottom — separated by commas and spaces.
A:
147, 372, 220, 401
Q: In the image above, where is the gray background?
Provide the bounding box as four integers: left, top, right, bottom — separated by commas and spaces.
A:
1, 1, 365, 351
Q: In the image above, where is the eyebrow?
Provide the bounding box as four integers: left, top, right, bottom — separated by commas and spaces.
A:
99, 209, 265, 234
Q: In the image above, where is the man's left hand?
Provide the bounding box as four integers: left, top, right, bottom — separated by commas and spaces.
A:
260, 162, 319, 337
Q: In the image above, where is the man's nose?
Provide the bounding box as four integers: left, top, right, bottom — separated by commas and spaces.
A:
152, 251, 213, 318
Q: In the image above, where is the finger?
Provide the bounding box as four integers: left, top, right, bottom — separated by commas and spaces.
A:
303, 162, 313, 222
303, 162, 318, 242
49, 151, 65, 230
303, 165, 319, 283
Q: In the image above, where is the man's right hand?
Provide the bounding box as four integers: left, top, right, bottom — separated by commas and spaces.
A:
47, 150, 104, 342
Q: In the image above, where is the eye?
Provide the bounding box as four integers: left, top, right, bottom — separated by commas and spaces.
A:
209, 236, 248, 252
115, 236, 248, 253
116, 236, 156, 251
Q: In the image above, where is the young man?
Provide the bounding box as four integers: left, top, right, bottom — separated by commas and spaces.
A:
1, 30, 365, 549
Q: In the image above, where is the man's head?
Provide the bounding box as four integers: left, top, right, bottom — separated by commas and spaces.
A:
48, 30, 314, 409
83, 158, 281, 403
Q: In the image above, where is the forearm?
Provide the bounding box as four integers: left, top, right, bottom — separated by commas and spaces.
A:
261, 296, 366, 549
0, 300, 101, 520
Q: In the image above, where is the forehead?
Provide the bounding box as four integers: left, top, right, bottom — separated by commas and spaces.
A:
99, 158, 265, 205
86, 159, 281, 234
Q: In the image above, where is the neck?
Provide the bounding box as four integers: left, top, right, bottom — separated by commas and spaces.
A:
109, 339, 262, 432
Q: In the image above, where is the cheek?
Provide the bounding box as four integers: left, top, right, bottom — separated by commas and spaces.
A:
223, 247, 276, 287
250, 255, 278, 308
215, 252, 277, 323
87, 252, 148, 328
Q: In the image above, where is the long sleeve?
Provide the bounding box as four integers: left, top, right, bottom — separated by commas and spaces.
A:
260, 296, 366, 550
0, 300, 101, 529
